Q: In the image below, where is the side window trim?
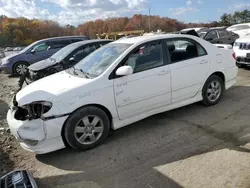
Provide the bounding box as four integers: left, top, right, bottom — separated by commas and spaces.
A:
215, 30, 220, 38
165, 37, 208, 65
109, 40, 166, 80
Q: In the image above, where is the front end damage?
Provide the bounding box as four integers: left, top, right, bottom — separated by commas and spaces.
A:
7, 94, 68, 154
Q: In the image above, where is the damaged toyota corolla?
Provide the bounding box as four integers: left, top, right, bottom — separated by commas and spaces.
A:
7, 34, 238, 154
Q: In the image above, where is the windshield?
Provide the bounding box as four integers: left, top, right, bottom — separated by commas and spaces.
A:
198, 31, 207, 38
73, 43, 132, 78
51, 43, 80, 61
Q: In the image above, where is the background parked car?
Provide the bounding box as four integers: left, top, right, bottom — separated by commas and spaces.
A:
0, 48, 5, 59
4, 47, 13, 52
0, 35, 89, 76
227, 23, 250, 38
18, 39, 113, 88
197, 28, 239, 45
233, 35, 250, 68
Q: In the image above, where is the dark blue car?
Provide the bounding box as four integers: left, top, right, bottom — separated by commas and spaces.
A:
0, 36, 89, 75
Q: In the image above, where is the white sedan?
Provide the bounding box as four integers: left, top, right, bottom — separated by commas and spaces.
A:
7, 34, 238, 154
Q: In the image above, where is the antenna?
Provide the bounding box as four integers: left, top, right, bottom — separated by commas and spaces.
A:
149, 8, 151, 32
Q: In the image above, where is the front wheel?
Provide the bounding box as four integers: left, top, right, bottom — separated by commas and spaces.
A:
13, 62, 29, 76
202, 75, 224, 106
64, 106, 110, 151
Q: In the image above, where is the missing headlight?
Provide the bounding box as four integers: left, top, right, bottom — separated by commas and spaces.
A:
14, 101, 52, 121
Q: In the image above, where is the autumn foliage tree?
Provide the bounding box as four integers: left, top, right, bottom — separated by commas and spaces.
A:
1, 10, 248, 47
0, 16, 75, 47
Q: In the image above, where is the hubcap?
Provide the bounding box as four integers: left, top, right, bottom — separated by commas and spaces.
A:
74, 115, 104, 145
207, 80, 222, 102
16, 64, 27, 75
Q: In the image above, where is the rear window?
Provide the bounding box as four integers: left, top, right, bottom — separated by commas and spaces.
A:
218, 30, 227, 37
49, 40, 71, 49
71, 39, 84, 43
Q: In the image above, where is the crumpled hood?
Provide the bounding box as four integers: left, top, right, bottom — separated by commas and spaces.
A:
16, 70, 91, 105
28, 58, 58, 71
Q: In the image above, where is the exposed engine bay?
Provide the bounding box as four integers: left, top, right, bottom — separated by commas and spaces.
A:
18, 63, 65, 90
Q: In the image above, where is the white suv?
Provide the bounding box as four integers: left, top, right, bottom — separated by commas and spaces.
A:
227, 23, 250, 38
233, 35, 250, 68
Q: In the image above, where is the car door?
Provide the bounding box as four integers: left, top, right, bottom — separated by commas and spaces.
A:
165, 38, 210, 103
24, 41, 51, 64
113, 40, 171, 120
205, 30, 219, 44
217, 29, 229, 44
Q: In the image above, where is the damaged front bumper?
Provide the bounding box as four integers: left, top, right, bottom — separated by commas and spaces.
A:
7, 98, 69, 154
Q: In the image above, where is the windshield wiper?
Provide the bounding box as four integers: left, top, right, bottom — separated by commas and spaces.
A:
72, 66, 79, 76
72, 67, 90, 78
79, 69, 91, 78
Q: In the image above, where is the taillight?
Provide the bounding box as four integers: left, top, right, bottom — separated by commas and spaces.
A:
232, 53, 236, 61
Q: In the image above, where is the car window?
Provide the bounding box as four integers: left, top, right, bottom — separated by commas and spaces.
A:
205, 30, 218, 40
99, 41, 111, 47
50, 40, 71, 49
32, 42, 49, 52
71, 39, 84, 43
166, 39, 207, 63
218, 30, 227, 37
124, 42, 164, 73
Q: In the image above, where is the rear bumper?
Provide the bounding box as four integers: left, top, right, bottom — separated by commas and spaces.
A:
236, 61, 250, 66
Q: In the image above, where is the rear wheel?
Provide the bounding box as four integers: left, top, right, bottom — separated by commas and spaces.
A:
64, 106, 110, 151
13, 62, 29, 76
202, 75, 224, 106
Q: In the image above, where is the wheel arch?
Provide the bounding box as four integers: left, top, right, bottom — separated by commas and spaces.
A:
209, 71, 225, 87
61, 103, 113, 146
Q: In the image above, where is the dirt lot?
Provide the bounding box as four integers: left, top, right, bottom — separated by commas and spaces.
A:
1, 69, 250, 188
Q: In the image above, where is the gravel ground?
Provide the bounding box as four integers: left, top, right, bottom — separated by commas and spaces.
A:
0, 74, 37, 177
1, 70, 250, 188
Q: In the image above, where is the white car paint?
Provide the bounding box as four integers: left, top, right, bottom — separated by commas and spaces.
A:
227, 23, 250, 38
214, 44, 233, 49
7, 34, 238, 154
233, 35, 250, 66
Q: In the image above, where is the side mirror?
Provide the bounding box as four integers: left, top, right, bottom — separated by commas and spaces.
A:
30, 49, 35, 54
69, 57, 75, 61
116, 66, 133, 76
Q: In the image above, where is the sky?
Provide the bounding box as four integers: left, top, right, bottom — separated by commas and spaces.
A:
0, 0, 250, 26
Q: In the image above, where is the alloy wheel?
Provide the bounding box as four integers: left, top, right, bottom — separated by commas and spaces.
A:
16, 64, 28, 75
74, 115, 104, 145
206, 80, 222, 102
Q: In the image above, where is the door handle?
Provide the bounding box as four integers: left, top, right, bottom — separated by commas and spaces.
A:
200, 60, 208, 64
158, 70, 169, 75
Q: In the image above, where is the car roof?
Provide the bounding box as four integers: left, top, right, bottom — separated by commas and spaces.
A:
198, 28, 226, 32
228, 23, 250, 27
65, 39, 113, 48
113, 34, 198, 44
38, 35, 88, 42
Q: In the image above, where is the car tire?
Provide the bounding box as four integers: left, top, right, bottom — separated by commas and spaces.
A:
202, 75, 224, 106
64, 106, 110, 151
13, 62, 29, 76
